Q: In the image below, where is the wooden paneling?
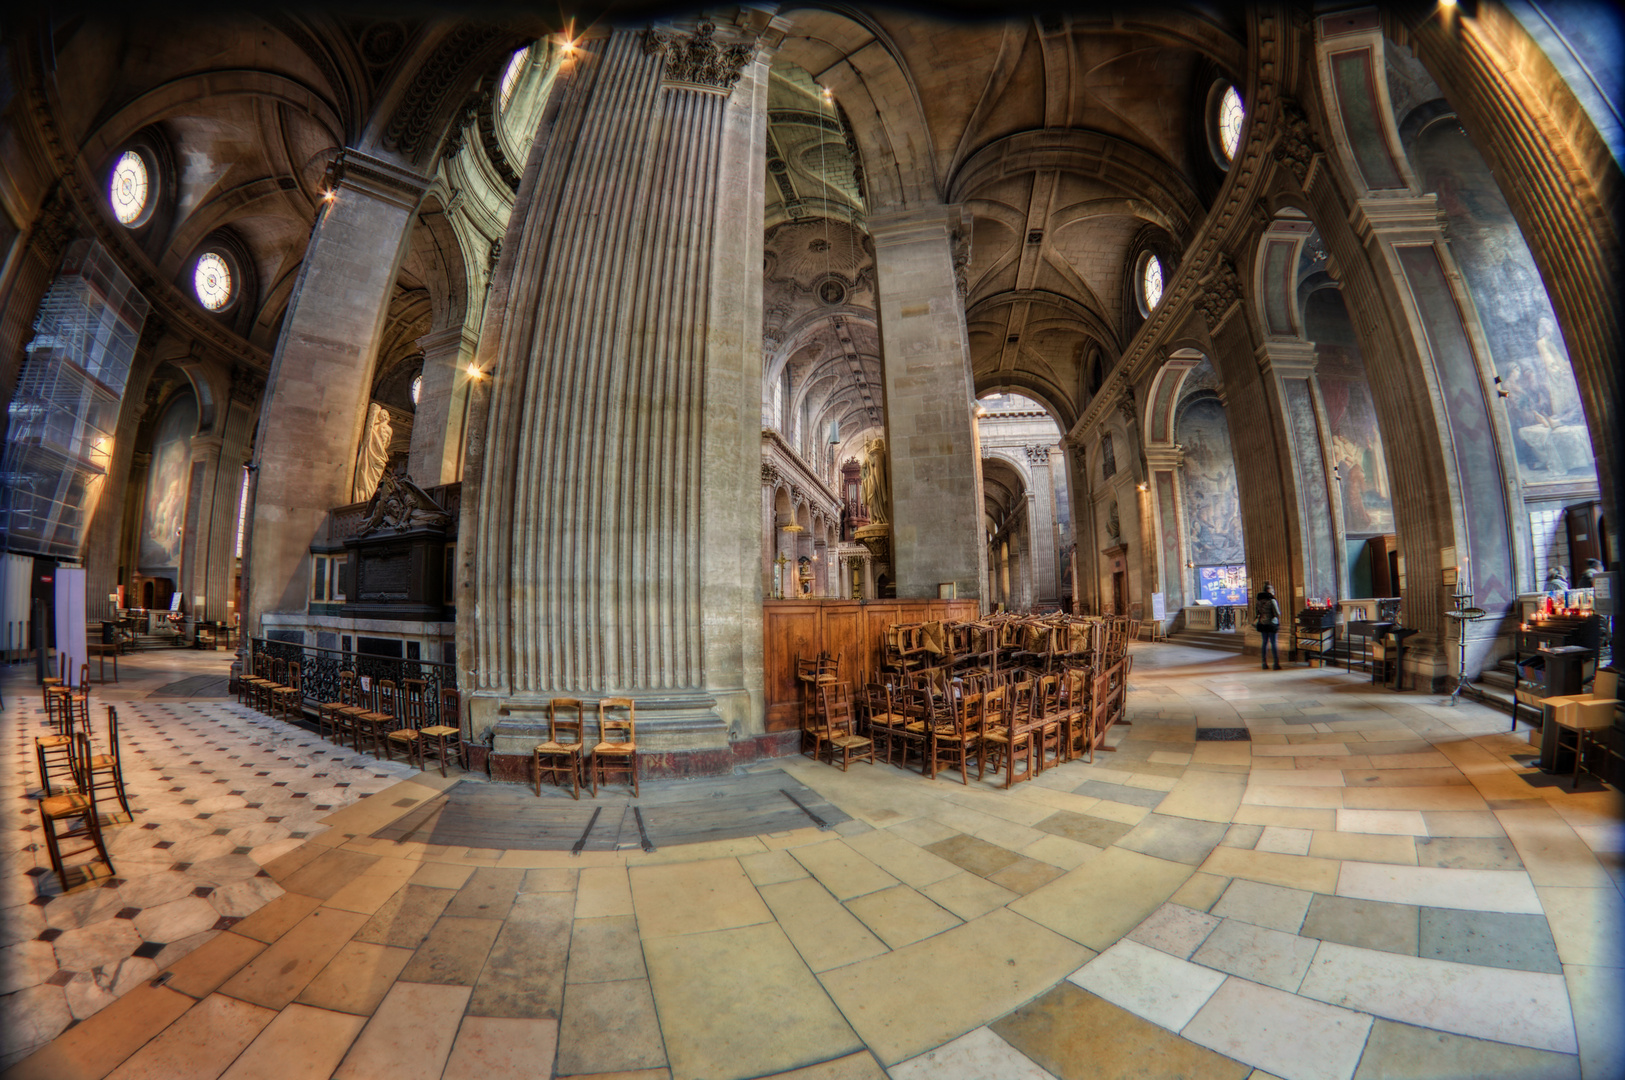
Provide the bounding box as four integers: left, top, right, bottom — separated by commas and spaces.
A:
762, 599, 980, 732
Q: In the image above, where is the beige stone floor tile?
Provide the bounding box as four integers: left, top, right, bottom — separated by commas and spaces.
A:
628, 836, 768, 865
398, 915, 504, 986
762, 1050, 888, 1079
217, 1003, 368, 1080
1242, 784, 1344, 809
1251, 758, 1297, 770
1193, 743, 1253, 766
1344, 767, 1471, 789
442, 1016, 560, 1080
552, 1072, 669, 1080
1365, 751, 1453, 769
757, 877, 889, 973
646, 922, 856, 1080
496, 848, 587, 869
1341, 786, 1488, 812
278, 848, 382, 901
759, 826, 831, 850
326, 856, 419, 915
1565, 963, 1624, 1080
295, 940, 413, 1014
789, 839, 901, 900
1170, 872, 1231, 912
1349, 1018, 1579, 1080
444, 866, 525, 919
1199, 847, 1341, 894
1152, 770, 1247, 823
409, 861, 475, 889
1267, 769, 1348, 786
991, 981, 1250, 1080
887, 816, 962, 847
739, 848, 809, 886
820, 907, 1090, 1066
576, 866, 634, 918
1080, 798, 1150, 825
2, 983, 195, 1080
260, 843, 326, 883
919, 870, 1021, 920
1008, 846, 1192, 950
1496, 806, 1613, 888
469, 890, 573, 1019
1234, 806, 1339, 831
522, 867, 580, 892
843, 883, 961, 948
1253, 743, 1351, 757
628, 857, 771, 938
1021, 832, 1102, 870
567, 916, 647, 983
104, 992, 275, 1080
1309, 831, 1419, 865
219, 906, 370, 1010
353, 883, 456, 949
161, 930, 264, 999
333, 980, 471, 1080
1535, 886, 1624, 967
842, 827, 961, 887
230, 891, 321, 943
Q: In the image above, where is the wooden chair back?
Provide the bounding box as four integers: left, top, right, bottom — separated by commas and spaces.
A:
403, 679, 428, 730
438, 686, 461, 728
549, 698, 586, 748
819, 682, 856, 737
598, 697, 637, 745
375, 679, 400, 718
338, 670, 362, 707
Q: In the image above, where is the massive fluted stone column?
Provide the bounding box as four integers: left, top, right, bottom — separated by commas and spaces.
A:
245, 151, 429, 625
1026, 448, 1059, 605
870, 206, 984, 599
467, 20, 772, 754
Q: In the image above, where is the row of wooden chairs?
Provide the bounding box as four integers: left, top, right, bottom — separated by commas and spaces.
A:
315, 672, 463, 776
848, 656, 1133, 788
532, 698, 640, 798
34, 704, 133, 892
238, 654, 302, 721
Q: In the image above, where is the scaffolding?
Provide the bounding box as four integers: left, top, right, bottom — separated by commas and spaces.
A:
1, 240, 149, 558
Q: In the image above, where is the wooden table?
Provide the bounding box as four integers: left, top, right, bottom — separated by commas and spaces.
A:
87, 641, 119, 683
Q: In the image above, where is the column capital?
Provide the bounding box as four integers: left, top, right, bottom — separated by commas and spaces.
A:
329, 148, 431, 211
417, 325, 481, 356
1351, 193, 1447, 242
1256, 338, 1320, 379
866, 203, 969, 248
642, 17, 776, 96
1144, 445, 1184, 469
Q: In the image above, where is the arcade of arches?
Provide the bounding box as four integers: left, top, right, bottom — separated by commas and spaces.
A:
0, 2, 1622, 1076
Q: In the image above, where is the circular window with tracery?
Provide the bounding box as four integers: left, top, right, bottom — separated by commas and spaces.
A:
1218, 85, 1245, 162
194, 252, 233, 311
110, 150, 150, 226
1140, 253, 1164, 314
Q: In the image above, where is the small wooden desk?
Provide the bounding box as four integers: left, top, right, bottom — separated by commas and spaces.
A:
87, 641, 120, 683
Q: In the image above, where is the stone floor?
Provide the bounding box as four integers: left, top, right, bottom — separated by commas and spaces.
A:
1, 643, 1620, 1080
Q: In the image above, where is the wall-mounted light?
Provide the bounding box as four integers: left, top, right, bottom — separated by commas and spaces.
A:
1136, 481, 1148, 492
467, 362, 483, 379
321, 189, 337, 204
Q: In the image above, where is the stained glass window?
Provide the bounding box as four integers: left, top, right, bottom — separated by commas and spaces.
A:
500, 46, 530, 111
1218, 85, 1245, 162
411, 374, 422, 405
110, 151, 149, 226
1142, 253, 1164, 312
194, 252, 232, 310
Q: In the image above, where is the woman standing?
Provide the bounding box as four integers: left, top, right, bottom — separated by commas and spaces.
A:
1255, 582, 1282, 670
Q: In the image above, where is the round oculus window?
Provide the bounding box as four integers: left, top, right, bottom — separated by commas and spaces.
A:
110, 151, 149, 226
1141, 253, 1164, 313
1218, 85, 1245, 162
194, 252, 233, 311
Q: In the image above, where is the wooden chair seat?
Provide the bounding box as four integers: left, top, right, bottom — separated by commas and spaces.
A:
590, 698, 640, 796
40, 792, 90, 818
592, 742, 635, 755
422, 725, 459, 738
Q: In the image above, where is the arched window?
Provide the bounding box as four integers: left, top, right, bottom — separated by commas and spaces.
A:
500, 47, 531, 111
410, 374, 423, 406
110, 150, 151, 227
194, 252, 233, 311
1138, 252, 1164, 315
1217, 85, 1245, 162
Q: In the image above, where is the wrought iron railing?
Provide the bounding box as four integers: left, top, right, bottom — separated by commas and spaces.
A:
250, 636, 459, 725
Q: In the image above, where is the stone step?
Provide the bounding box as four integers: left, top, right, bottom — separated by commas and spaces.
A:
1168, 630, 1244, 653
1478, 668, 1517, 692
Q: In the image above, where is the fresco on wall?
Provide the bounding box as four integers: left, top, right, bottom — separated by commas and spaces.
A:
1177, 394, 1245, 567
1412, 121, 1593, 483
1282, 378, 1336, 599
140, 393, 198, 572
1306, 288, 1394, 535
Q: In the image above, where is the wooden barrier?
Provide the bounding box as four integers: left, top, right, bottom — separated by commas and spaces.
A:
762, 599, 980, 732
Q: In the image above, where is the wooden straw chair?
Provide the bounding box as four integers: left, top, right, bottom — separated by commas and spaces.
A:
534, 697, 587, 799
591, 698, 640, 796
39, 732, 115, 892
272, 662, 304, 722
420, 686, 463, 777
84, 705, 134, 820
817, 682, 873, 772
385, 678, 429, 766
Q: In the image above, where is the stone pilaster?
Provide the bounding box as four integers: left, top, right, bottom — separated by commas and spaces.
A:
467, 22, 773, 748
245, 149, 430, 625
869, 204, 984, 600
409, 326, 480, 485
1258, 338, 1339, 604
1026, 449, 1058, 606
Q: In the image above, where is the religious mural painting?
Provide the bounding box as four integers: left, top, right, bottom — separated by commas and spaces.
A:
139, 392, 198, 574
1410, 122, 1593, 484
1305, 289, 1393, 536
1176, 393, 1245, 568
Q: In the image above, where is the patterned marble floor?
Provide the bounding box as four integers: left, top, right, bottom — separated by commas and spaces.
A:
1, 643, 1620, 1080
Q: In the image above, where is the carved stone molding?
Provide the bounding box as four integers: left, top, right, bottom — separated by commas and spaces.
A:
760, 460, 780, 486
330, 148, 432, 211
1023, 444, 1050, 465
643, 22, 755, 94
1116, 386, 1138, 427
1272, 97, 1323, 184
1198, 256, 1244, 331
383, 23, 508, 162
